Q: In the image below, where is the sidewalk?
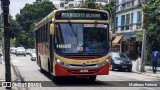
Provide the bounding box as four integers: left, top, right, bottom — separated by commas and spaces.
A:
0, 56, 17, 90
132, 60, 160, 78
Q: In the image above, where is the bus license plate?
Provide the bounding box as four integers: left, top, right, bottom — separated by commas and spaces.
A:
80, 70, 88, 72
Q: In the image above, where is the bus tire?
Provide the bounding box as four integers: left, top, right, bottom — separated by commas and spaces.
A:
88, 76, 96, 82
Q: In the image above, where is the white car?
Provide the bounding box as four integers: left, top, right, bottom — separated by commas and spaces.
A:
15, 47, 26, 56
26, 49, 32, 55
29, 49, 35, 56
31, 52, 36, 61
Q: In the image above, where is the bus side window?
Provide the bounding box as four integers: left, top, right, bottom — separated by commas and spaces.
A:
47, 23, 50, 42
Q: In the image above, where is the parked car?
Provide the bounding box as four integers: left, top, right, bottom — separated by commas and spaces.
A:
109, 52, 132, 72
12, 48, 17, 54
15, 47, 26, 56
26, 49, 32, 55
31, 52, 36, 61
29, 49, 35, 56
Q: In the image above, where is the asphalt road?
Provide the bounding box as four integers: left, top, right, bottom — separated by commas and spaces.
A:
10, 55, 160, 90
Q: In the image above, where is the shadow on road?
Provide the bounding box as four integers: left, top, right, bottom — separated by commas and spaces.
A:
37, 69, 130, 87
110, 69, 134, 73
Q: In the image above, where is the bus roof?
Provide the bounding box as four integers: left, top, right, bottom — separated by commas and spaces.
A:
34, 8, 109, 31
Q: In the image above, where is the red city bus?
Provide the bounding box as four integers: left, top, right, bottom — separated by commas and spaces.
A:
33, 8, 111, 81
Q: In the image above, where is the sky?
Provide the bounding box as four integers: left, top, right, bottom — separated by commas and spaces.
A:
10, 0, 35, 19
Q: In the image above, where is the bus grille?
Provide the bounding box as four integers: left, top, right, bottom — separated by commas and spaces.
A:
70, 64, 97, 67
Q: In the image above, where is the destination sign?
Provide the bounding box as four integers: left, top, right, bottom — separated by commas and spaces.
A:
55, 10, 108, 20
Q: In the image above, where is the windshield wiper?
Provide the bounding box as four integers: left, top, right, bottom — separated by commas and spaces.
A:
68, 21, 77, 37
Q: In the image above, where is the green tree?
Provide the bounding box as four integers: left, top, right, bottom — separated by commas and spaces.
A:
103, 0, 115, 22
78, 0, 97, 9
75, 0, 115, 30
15, 0, 56, 48
103, 0, 115, 31
142, 0, 160, 54
10, 19, 22, 38
10, 18, 22, 46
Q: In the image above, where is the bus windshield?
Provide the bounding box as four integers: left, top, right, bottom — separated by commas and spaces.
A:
54, 23, 108, 54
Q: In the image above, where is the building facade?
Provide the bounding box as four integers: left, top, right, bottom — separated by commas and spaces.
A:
52, 0, 110, 9
113, 0, 144, 59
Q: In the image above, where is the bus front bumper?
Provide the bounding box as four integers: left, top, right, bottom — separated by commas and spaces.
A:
54, 63, 109, 76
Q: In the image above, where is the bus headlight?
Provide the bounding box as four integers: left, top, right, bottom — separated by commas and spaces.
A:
56, 59, 70, 67
98, 59, 109, 67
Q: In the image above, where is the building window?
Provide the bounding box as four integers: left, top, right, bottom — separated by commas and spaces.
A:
69, 4, 74, 8
131, 13, 133, 24
131, 1, 134, 6
121, 26, 124, 31
126, 14, 130, 25
116, 6, 119, 11
136, 23, 142, 29
115, 27, 118, 32
122, 0, 126, 3
116, 0, 119, 5
130, 25, 133, 30
122, 4, 125, 9
121, 15, 125, 26
104, 0, 109, 3
119, 5, 124, 11
60, 3, 64, 7
137, 11, 142, 23
116, 17, 118, 27
126, 2, 131, 7
126, 25, 129, 30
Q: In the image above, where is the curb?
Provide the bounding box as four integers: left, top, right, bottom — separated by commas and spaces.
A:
135, 71, 160, 78
11, 64, 24, 81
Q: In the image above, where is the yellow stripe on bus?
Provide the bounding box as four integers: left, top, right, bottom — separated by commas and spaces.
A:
54, 53, 110, 65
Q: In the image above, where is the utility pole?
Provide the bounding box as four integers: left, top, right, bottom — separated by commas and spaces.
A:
1, 0, 11, 89
140, 13, 147, 72
140, 0, 147, 72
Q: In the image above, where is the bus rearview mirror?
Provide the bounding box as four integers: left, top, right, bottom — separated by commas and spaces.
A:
50, 24, 54, 35
109, 31, 112, 41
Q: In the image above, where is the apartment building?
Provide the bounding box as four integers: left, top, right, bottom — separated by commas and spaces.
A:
113, 0, 144, 59
52, 0, 110, 9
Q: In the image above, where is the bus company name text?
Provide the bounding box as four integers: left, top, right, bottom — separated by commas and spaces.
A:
61, 13, 101, 19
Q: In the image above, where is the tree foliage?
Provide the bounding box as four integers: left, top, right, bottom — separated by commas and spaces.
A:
103, 1, 115, 22
77, 0, 97, 9
75, 0, 115, 30
15, 0, 56, 48
142, 0, 160, 53
103, 1, 115, 30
